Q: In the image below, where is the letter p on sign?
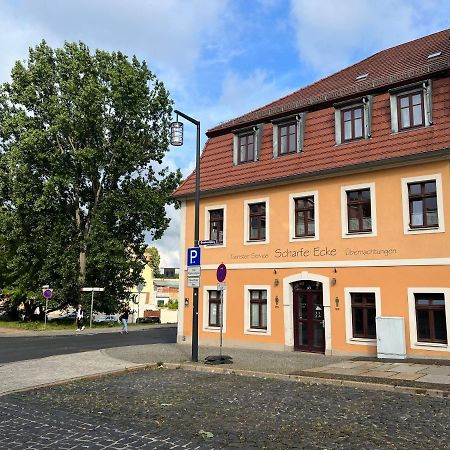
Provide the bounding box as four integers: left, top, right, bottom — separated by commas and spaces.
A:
187, 247, 201, 266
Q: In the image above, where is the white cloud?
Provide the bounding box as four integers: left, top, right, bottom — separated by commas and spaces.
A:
289, 0, 449, 77
0, 0, 232, 91
147, 204, 181, 268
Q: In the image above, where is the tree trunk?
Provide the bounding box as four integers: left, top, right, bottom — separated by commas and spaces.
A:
79, 245, 86, 287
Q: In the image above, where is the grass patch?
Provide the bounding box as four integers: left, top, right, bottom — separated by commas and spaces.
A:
0, 319, 120, 331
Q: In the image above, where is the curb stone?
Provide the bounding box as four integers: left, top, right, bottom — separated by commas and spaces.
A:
162, 362, 450, 399
1, 360, 448, 399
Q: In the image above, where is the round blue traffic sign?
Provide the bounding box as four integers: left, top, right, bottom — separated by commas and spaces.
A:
43, 289, 53, 299
216, 263, 227, 282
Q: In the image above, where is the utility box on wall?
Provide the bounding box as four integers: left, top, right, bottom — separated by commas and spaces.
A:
376, 317, 407, 359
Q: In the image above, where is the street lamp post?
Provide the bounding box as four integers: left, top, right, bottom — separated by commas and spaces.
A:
170, 109, 200, 362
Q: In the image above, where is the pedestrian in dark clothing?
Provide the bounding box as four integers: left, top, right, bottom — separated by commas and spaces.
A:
119, 307, 129, 334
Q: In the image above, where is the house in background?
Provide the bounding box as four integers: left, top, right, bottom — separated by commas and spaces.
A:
129, 264, 180, 323
174, 29, 450, 358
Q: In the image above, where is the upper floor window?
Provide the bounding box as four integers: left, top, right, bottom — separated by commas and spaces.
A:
341, 106, 364, 141
341, 182, 377, 238
334, 96, 372, 145
249, 202, 266, 241
232, 124, 263, 165
209, 208, 224, 244
398, 91, 424, 130
408, 180, 438, 228
294, 196, 315, 237
238, 132, 255, 163
347, 188, 372, 233
401, 174, 444, 235
272, 113, 306, 157
390, 80, 432, 133
278, 121, 297, 154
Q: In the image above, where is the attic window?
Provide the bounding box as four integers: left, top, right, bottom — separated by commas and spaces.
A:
427, 51, 442, 59
355, 73, 368, 81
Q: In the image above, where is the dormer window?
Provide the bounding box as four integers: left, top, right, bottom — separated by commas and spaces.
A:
272, 112, 306, 158
341, 106, 364, 141
334, 96, 372, 145
232, 124, 263, 165
238, 131, 255, 163
389, 80, 432, 133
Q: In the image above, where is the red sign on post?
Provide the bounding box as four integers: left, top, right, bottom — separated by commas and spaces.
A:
216, 263, 227, 282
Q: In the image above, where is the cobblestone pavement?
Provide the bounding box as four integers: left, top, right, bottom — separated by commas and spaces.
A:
2, 368, 449, 449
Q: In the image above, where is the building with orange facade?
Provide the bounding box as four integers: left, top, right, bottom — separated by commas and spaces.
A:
173, 30, 450, 358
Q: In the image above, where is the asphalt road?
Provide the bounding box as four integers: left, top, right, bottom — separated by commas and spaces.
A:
0, 325, 177, 364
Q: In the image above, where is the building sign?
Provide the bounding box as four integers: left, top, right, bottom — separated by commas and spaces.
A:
230, 246, 398, 261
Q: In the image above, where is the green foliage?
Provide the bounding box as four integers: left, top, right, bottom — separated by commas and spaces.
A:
145, 246, 160, 277
0, 41, 181, 313
167, 299, 178, 310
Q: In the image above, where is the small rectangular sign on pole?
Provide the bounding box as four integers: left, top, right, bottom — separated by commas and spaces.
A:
81, 287, 105, 292
187, 277, 200, 288
199, 240, 216, 245
217, 282, 226, 291
187, 266, 201, 277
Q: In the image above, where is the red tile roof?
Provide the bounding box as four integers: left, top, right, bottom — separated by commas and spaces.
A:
174, 29, 450, 199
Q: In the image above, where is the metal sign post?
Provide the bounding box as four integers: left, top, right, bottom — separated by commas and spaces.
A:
204, 264, 232, 365
136, 283, 144, 323
81, 287, 105, 328
42, 285, 53, 329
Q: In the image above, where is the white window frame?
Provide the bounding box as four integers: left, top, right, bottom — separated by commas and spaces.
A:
232, 124, 263, 165
401, 173, 445, 235
335, 96, 372, 145
340, 182, 377, 238
344, 287, 381, 346
244, 197, 270, 245
272, 112, 306, 157
288, 191, 319, 242
244, 285, 271, 335
389, 80, 432, 133
407, 287, 450, 352
202, 286, 227, 333
204, 204, 227, 248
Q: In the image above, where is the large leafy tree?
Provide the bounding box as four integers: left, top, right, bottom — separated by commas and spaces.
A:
0, 41, 181, 314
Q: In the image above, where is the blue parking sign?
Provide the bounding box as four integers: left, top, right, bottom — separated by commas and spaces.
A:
187, 247, 201, 266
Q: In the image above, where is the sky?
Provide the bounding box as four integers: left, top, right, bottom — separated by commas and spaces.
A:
0, 0, 448, 268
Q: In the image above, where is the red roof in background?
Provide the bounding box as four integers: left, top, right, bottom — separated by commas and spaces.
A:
174, 29, 450, 199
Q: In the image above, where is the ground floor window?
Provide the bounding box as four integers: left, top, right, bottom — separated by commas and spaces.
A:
208, 290, 222, 327
250, 290, 267, 329
415, 293, 447, 344
351, 292, 376, 338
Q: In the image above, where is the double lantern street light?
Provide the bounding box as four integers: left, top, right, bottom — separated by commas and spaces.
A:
170, 110, 200, 363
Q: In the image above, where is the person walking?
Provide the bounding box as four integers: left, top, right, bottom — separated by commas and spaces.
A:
76, 304, 85, 331
119, 306, 129, 334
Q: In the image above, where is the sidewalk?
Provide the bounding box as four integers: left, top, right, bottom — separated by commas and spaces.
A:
1, 340, 449, 397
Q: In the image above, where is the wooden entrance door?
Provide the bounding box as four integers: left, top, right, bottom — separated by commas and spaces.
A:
293, 281, 325, 353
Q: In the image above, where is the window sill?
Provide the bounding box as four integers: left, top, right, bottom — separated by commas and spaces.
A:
404, 227, 444, 235
203, 326, 224, 333
274, 151, 301, 158
347, 337, 376, 346
413, 341, 448, 348
342, 231, 376, 239
391, 124, 432, 135
244, 239, 268, 246
203, 243, 226, 249
335, 137, 370, 146
244, 328, 270, 336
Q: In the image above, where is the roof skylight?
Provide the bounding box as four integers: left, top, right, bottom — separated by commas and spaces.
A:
355, 73, 368, 81
427, 51, 442, 59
